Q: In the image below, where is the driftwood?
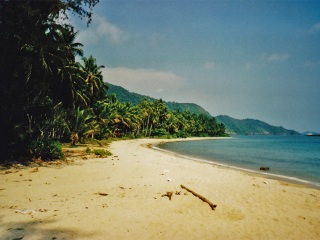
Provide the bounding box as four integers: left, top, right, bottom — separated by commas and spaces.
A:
96, 192, 109, 196
180, 185, 217, 210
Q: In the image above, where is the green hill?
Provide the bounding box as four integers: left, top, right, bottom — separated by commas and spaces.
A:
106, 83, 211, 116
106, 83, 300, 135
216, 115, 300, 135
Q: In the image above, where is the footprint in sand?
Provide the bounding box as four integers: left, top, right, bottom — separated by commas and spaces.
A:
224, 208, 245, 221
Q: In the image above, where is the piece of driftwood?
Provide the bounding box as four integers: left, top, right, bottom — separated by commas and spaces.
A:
96, 192, 109, 196
180, 185, 217, 210
161, 191, 173, 200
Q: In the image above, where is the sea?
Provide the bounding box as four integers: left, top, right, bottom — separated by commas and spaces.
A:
157, 136, 320, 188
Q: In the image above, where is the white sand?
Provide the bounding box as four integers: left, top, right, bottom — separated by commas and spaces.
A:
0, 138, 319, 240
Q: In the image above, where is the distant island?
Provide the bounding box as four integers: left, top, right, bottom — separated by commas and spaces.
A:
107, 83, 301, 136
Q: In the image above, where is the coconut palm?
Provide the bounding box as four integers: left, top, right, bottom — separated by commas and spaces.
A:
92, 100, 117, 139
139, 98, 152, 136
79, 56, 107, 106
112, 102, 142, 136
69, 107, 98, 143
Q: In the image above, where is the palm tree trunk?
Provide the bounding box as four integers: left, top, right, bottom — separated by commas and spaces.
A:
145, 116, 150, 137
148, 124, 153, 137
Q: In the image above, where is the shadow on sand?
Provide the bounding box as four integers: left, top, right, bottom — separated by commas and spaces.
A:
0, 216, 100, 240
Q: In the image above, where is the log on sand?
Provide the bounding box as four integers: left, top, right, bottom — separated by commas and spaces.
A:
180, 184, 217, 210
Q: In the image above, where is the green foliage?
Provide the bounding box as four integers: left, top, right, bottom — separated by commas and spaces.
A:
30, 140, 64, 160
106, 83, 154, 105
91, 148, 112, 157
0, 0, 100, 161
216, 115, 300, 135
152, 128, 169, 136
0, 0, 227, 162
107, 83, 211, 116
176, 131, 191, 138
86, 147, 91, 153
85, 146, 112, 157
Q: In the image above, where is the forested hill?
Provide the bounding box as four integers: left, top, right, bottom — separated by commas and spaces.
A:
216, 115, 301, 135
106, 83, 300, 136
106, 83, 211, 116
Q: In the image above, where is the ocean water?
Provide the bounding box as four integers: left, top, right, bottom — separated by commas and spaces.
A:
158, 136, 320, 188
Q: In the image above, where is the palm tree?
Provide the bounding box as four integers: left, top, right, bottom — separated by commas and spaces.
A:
79, 56, 107, 106
93, 100, 117, 139
139, 98, 152, 137
0, 0, 100, 160
112, 102, 142, 136
69, 107, 98, 143
166, 112, 179, 134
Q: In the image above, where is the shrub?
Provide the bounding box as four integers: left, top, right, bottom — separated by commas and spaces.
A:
152, 128, 169, 138
91, 149, 112, 157
30, 139, 64, 160
85, 147, 91, 153
176, 131, 190, 138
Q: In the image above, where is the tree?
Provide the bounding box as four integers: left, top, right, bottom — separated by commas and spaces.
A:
69, 107, 97, 143
112, 102, 142, 137
79, 56, 107, 106
0, 0, 99, 160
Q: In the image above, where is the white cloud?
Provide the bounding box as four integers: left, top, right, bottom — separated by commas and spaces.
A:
261, 53, 291, 62
77, 15, 127, 45
204, 61, 216, 69
102, 67, 187, 99
308, 22, 320, 34
303, 60, 320, 68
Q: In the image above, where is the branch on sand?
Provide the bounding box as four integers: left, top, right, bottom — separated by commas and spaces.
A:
180, 184, 217, 210
161, 191, 173, 200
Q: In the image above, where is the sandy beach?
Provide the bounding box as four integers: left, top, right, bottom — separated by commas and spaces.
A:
1, 138, 319, 240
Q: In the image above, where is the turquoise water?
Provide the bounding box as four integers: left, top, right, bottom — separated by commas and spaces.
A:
158, 136, 320, 188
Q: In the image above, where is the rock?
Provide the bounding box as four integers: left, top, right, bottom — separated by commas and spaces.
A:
260, 167, 269, 171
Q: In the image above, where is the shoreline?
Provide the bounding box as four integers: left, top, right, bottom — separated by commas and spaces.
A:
152, 138, 320, 190
1, 138, 319, 239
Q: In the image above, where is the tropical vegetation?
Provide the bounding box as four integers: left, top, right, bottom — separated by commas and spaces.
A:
0, 0, 226, 163
216, 115, 300, 135
107, 83, 211, 116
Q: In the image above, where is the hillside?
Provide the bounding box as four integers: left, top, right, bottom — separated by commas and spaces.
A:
216, 115, 300, 135
106, 83, 211, 116
106, 83, 300, 136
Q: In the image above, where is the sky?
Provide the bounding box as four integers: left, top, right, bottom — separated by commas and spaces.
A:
72, 0, 320, 133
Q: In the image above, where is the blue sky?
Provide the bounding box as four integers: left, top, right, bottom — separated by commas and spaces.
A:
72, 0, 320, 132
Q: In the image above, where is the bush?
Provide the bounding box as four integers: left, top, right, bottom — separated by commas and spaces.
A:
176, 131, 190, 138
86, 147, 91, 153
152, 128, 169, 138
30, 139, 64, 160
91, 149, 112, 157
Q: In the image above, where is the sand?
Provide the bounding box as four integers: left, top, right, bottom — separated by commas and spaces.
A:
0, 138, 319, 240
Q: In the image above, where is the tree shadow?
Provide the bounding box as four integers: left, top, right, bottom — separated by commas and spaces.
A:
1, 217, 101, 240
